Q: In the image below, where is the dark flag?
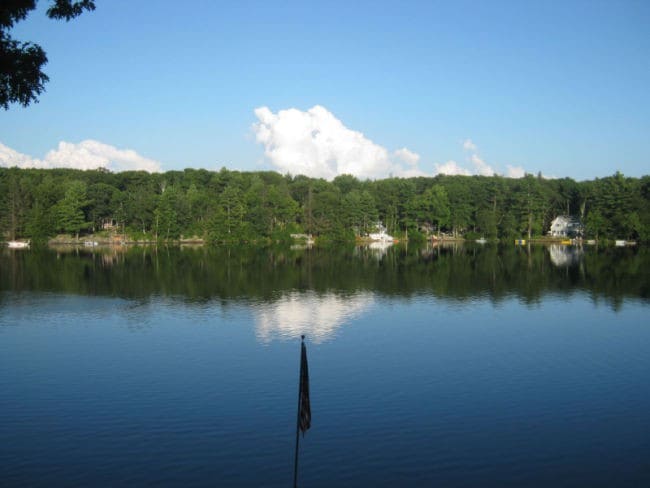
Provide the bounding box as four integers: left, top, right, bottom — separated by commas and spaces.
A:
294, 335, 311, 487
298, 339, 311, 435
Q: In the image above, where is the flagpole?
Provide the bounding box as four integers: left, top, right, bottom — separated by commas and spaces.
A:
293, 335, 305, 488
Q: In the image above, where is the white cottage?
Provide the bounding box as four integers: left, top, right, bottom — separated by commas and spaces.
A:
549, 215, 583, 238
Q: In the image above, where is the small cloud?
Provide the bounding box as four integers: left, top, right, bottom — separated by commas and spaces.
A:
463, 138, 478, 152
253, 105, 423, 180
457, 139, 496, 176
393, 147, 420, 166
0, 140, 162, 172
435, 160, 471, 176
506, 165, 526, 178
470, 153, 495, 176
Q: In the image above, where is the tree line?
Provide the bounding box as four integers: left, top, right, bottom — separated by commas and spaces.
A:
1, 167, 648, 244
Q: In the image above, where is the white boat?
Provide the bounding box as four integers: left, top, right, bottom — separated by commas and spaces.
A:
476, 238, 487, 244
615, 240, 636, 247
368, 222, 394, 242
7, 240, 30, 249
84, 241, 99, 247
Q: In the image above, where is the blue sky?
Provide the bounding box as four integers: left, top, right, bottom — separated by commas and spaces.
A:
1, 0, 648, 180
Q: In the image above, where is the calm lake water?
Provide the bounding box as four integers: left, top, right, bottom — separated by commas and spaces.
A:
1, 243, 649, 487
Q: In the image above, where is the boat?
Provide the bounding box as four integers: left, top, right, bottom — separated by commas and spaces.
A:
84, 241, 99, 247
615, 240, 636, 247
476, 238, 487, 244
368, 222, 394, 242
7, 240, 30, 249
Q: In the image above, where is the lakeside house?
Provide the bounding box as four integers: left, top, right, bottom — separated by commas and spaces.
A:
549, 215, 583, 238
102, 219, 117, 230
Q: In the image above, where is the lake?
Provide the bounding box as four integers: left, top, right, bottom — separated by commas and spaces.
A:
1, 243, 649, 487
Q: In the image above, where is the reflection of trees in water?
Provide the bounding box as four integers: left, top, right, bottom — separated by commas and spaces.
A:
1, 245, 647, 308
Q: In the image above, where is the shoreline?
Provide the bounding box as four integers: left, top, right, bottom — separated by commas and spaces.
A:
2, 235, 642, 249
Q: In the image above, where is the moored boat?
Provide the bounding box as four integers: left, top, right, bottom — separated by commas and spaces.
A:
368, 221, 395, 242
7, 240, 30, 249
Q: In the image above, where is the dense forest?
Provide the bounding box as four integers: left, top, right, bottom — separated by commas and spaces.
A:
1, 167, 648, 244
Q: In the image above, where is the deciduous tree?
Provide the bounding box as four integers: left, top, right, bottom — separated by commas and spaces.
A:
1, 0, 96, 109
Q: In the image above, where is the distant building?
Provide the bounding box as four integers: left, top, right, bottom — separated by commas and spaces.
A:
549, 215, 583, 238
102, 219, 117, 230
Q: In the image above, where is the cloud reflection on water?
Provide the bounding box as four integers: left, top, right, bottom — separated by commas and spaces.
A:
253, 291, 374, 343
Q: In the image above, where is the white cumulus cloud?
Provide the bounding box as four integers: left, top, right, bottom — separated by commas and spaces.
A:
436, 139, 497, 177
0, 140, 162, 172
434, 140, 495, 176
462, 138, 478, 152
253, 105, 422, 180
0, 143, 34, 168
393, 147, 420, 166
434, 160, 471, 176
470, 153, 495, 176
506, 165, 526, 178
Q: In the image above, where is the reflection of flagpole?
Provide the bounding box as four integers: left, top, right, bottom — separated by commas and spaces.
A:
293, 335, 311, 488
